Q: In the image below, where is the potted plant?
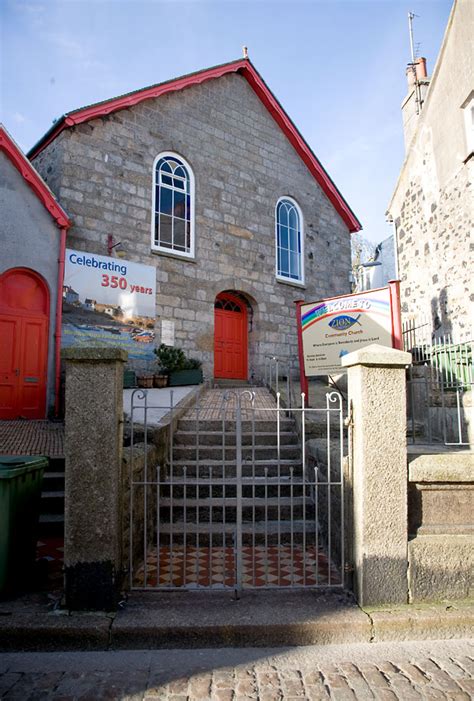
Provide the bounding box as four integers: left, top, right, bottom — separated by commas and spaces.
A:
154, 345, 203, 386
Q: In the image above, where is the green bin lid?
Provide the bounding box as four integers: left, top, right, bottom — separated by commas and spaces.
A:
0, 455, 48, 478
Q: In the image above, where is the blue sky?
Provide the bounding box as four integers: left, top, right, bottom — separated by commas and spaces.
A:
1, 0, 452, 243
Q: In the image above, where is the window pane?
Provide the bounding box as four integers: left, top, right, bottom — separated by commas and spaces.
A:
289, 251, 300, 278
173, 178, 185, 190
174, 166, 186, 178
174, 218, 186, 250
159, 214, 172, 247
288, 206, 298, 232
278, 203, 289, 228
185, 220, 191, 250
279, 224, 289, 250
288, 227, 298, 253
173, 189, 186, 218
161, 174, 173, 186
159, 186, 173, 215
157, 158, 170, 173
280, 249, 289, 276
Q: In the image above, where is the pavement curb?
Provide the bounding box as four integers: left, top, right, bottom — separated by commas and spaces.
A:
1, 592, 473, 652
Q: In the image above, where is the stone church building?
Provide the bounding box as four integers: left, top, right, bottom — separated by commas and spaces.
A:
30, 58, 360, 381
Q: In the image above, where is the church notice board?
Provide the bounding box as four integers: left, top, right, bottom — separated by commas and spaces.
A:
297, 284, 401, 377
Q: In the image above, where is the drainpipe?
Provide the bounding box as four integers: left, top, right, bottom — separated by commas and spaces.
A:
54, 225, 68, 416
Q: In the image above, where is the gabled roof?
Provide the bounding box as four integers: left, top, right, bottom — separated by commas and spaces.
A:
27, 59, 361, 233
0, 124, 71, 229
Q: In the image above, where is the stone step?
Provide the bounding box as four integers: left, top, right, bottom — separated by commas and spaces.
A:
172, 445, 301, 461
42, 471, 65, 491
38, 513, 64, 537
157, 520, 319, 544
158, 501, 313, 522
40, 490, 65, 514
173, 431, 299, 447
177, 419, 295, 433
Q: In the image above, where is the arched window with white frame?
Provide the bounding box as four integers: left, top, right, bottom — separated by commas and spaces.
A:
275, 197, 304, 284
152, 152, 195, 258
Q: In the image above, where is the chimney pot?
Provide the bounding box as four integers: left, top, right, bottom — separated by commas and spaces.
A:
406, 57, 428, 88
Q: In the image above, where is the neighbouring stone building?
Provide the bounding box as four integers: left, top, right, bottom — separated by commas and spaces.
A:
387, 0, 473, 342
0, 125, 71, 419
29, 58, 360, 381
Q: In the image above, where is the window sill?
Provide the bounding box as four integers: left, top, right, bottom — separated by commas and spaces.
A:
150, 248, 197, 264
276, 276, 306, 289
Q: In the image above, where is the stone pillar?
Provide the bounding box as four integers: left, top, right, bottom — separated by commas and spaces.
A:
342, 344, 412, 606
62, 347, 127, 610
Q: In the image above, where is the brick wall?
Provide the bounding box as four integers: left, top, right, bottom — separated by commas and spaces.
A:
34, 73, 352, 378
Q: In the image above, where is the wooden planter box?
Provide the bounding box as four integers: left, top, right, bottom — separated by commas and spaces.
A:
168, 369, 203, 386
153, 374, 168, 388
137, 376, 153, 388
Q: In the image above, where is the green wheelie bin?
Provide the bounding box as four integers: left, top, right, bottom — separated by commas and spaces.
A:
0, 456, 47, 597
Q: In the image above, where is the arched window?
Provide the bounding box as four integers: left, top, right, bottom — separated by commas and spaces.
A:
152, 153, 195, 257
275, 198, 304, 283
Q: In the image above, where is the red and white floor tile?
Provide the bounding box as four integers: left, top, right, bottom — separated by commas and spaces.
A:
133, 545, 341, 589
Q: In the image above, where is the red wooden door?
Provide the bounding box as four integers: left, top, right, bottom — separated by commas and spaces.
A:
0, 269, 49, 419
214, 293, 248, 380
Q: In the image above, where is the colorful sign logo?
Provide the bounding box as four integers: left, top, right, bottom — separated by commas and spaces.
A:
328, 314, 361, 331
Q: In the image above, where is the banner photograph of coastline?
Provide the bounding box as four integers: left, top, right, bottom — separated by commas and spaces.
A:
62, 249, 157, 365
300, 287, 393, 376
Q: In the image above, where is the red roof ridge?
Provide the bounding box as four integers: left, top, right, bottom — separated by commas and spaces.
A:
27, 59, 361, 232
1, 124, 71, 230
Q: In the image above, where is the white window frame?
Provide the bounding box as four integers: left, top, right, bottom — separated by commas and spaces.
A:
151, 151, 195, 259
275, 196, 305, 286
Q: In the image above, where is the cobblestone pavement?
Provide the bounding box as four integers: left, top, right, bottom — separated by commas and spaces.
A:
0, 639, 472, 700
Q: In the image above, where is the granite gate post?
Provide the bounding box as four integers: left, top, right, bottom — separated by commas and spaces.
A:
62, 347, 127, 610
342, 343, 412, 606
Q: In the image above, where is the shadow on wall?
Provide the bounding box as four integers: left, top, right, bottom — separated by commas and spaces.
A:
431, 287, 452, 340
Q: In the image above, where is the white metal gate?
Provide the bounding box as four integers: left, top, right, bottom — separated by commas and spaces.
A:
128, 387, 346, 594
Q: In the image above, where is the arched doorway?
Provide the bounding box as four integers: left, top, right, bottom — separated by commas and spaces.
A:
214, 292, 248, 380
0, 268, 50, 419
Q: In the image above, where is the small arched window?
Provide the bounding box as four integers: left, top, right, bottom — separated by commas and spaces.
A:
152, 153, 195, 258
275, 198, 304, 283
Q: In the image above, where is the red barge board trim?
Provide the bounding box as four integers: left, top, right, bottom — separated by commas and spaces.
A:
27, 59, 361, 233
1, 124, 71, 229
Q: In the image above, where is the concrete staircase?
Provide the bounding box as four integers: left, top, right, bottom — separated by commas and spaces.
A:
158, 410, 317, 547
39, 457, 65, 537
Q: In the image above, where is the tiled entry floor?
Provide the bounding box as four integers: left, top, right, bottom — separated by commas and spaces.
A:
133, 545, 341, 589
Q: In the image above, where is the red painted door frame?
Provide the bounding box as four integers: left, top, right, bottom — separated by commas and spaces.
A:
0, 268, 50, 419
214, 292, 248, 380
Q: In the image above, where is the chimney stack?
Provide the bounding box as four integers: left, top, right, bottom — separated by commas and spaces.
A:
401, 57, 430, 150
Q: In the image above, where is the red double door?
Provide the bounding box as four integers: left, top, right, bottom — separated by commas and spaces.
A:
214, 292, 248, 380
0, 269, 49, 419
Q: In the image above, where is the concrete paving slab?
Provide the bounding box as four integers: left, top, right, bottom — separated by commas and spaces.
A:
367, 600, 474, 642
111, 590, 372, 649
123, 386, 196, 425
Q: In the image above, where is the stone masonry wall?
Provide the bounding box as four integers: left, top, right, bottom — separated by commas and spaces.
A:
33, 73, 352, 378
389, 0, 473, 343
394, 158, 472, 342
